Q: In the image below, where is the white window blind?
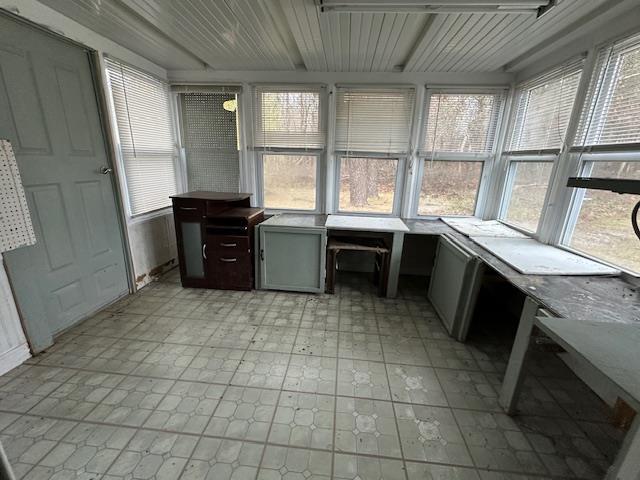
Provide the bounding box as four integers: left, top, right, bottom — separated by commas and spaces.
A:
253, 86, 325, 150
105, 58, 177, 216
335, 87, 416, 155
575, 32, 640, 148
507, 59, 583, 153
422, 91, 504, 157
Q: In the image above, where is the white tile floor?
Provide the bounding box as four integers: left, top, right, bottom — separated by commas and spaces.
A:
0, 270, 624, 479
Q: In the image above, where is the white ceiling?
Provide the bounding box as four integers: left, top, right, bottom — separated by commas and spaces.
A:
35, 0, 632, 73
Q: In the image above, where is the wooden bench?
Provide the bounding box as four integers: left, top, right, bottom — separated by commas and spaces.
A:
325, 236, 390, 296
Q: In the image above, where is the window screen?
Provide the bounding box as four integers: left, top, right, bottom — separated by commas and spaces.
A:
422, 92, 503, 157
180, 92, 240, 192
507, 60, 583, 153
105, 58, 177, 215
575, 31, 640, 147
253, 86, 325, 150
335, 87, 415, 154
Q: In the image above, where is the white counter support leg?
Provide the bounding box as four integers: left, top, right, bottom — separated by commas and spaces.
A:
386, 232, 405, 298
606, 414, 640, 480
500, 296, 539, 414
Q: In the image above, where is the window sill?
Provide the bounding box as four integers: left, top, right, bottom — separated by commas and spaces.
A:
127, 207, 174, 225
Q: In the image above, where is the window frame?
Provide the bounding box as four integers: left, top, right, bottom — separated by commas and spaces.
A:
334, 154, 406, 216
498, 154, 557, 235
256, 150, 324, 214
497, 59, 585, 236
251, 84, 327, 213
412, 88, 506, 218
559, 152, 640, 276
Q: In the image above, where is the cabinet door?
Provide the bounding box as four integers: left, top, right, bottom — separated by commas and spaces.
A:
428, 234, 482, 341
175, 214, 207, 287
259, 226, 326, 293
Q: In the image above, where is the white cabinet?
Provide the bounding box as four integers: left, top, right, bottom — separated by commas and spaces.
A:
256, 215, 327, 293
428, 234, 484, 341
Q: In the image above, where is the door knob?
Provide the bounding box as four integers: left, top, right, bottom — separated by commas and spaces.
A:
100, 166, 113, 174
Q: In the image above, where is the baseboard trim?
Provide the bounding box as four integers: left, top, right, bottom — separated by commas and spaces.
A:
0, 343, 31, 376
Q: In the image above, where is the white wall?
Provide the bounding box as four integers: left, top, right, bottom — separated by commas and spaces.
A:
0, 255, 30, 374
128, 214, 178, 289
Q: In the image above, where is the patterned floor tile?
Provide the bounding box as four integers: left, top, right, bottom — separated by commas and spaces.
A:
261, 309, 303, 328
381, 336, 431, 366
232, 352, 290, 389
538, 376, 613, 422
131, 343, 200, 379
334, 453, 405, 480
414, 317, 450, 341
71, 311, 145, 338
0, 366, 74, 413
22, 422, 135, 480
250, 326, 298, 353
435, 369, 500, 412
424, 340, 480, 370
0, 415, 77, 478
394, 404, 472, 466
30, 371, 124, 420
33, 336, 118, 370
144, 381, 226, 434
153, 299, 204, 319
181, 437, 264, 480
453, 410, 546, 475
0, 412, 20, 431
180, 347, 244, 384
511, 377, 568, 418
376, 314, 419, 337
300, 310, 339, 331
338, 333, 383, 362
257, 445, 332, 480
337, 359, 391, 400
269, 391, 334, 449
83, 339, 160, 375
105, 429, 198, 479
406, 462, 480, 480
188, 300, 236, 321
293, 329, 338, 357
164, 320, 220, 345
207, 324, 258, 349
338, 313, 378, 334
387, 364, 447, 406
85, 376, 174, 427
335, 397, 402, 458
205, 386, 278, 442
283, 355, 337, 395
518, 416, 609, 479
113, 295, 169, 315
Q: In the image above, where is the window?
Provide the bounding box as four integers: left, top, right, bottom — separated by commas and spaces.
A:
339, 157, 399, 214
105, 58, 177, 216
334, 87, 415, 214
562, 32, 640, 273
253, 86, 325, 210
417, 91, 504, 216
176, 87, 241, 192
500, 60, 583, 232
263, 154, 317, 210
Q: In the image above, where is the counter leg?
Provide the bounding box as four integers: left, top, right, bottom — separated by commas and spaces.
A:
606, 414, 640, 480
386, 231, 404, 298
499, 296, 538, 414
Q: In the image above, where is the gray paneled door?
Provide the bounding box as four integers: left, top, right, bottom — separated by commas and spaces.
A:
0, 14, 128, 352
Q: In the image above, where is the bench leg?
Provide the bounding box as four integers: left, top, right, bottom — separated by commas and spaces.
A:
325, 249, 337, 294
606, 414, 640, 480
386, 232, 404, 298
499, 296, 538, 414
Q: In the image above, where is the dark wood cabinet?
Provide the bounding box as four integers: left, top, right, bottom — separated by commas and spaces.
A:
171, 192, 263, 290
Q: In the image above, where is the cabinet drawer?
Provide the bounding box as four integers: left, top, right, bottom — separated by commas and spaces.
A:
208, 254, 252, 290
208, 235, 250, 254
173, 198, 205, 216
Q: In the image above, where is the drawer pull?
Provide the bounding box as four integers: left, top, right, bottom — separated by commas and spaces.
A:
220, 257, 237, 263
202, 243, 207, 260
220, 242, 237, 247
179, 207, 198, 211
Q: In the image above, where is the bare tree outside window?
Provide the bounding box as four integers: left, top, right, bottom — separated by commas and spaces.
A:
503, 162, 554, 232
263, 154, 317, 210
419, 161, 482, 216
339, 157, 398, 214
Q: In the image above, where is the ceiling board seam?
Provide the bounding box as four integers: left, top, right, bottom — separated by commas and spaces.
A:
426, 14, 475, 71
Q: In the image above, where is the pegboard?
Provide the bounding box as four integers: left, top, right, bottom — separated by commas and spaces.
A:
180, 93, 240, 192
0, 139, 36, 253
